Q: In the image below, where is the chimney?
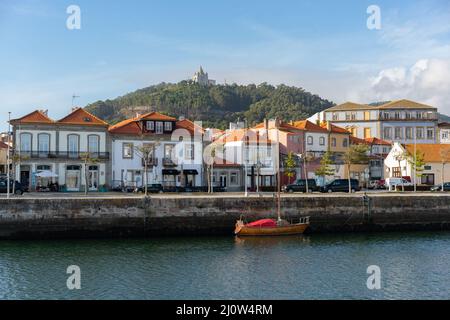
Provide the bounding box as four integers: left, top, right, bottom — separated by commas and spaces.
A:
41, 109, 48, 116
268, 118, 278, 129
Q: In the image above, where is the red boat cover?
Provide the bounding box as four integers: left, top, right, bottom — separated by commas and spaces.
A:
246, 219, 277, 228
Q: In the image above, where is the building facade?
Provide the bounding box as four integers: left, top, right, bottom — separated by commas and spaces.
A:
385, 142, 450, 186
0, 141, 8, 174
309, 100, 438, 144
109, 112, 205, 190
10, 108, 110, 192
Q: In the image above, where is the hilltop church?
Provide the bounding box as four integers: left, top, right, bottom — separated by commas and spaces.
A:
192, 67, 216, 86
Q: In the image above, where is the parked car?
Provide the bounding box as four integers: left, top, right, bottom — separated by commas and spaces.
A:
431, 183, 450, 192
283, 179, 319, 193
368, 179, 386, 190
321, 179, 360, 193
0, 180, 27, 195
385, 177, 413, 189
134, 184, 164, 194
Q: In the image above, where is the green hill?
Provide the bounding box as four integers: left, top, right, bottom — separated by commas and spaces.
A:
85, 81, 335, 129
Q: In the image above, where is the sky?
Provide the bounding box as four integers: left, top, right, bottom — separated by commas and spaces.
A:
0, 0, 449, 130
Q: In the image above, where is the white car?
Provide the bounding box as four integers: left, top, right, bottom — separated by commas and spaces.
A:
385, 177, 413, 190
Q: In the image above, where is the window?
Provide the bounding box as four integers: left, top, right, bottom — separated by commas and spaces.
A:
393, 167, 401, 178
68, 134, 79, 156
394, 111, 401, 119
331, 138, 337, 147
307, 136, 313, 145
343, 138, 348, 147
345, 112, 351, 120
416, 112, 423, 119
364, 128, 371, 139
427, 127, 434, 140
37, 165, 51, 171
383, 127, 392, 139
38, 133, 50, 155
164, 144, 175, 160
123, 142, 133, 159
364, 111, 370, 120
373, 146, 379, 153
155, 122, 163, 134
443, 131, 449, 140
20, 133, 32, 152
394, 127, 403, 140
185, 144, 194, 160
349, 127, 357, 137
230, 172, 238, 185
351, 112, 357, 120
383, 112, 390, 120
332, 113, 339, 121
319, 137, 325, 146
146, 121, 154, 131
164, 122, 172, 131
424, 165, 432, 170
406, 112, 412, 120
88, 135, 99, 154
406, 127, 413, 139
383, 147, 389, 154
416, 127, 424, 139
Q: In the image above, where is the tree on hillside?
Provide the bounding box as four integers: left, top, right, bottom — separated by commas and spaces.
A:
343, 144, 369, 193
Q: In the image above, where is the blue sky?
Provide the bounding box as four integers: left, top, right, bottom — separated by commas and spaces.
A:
1, 0, 450, 130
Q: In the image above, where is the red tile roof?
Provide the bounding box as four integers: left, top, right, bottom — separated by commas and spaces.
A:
57, 108, 108, 126
176, 119, 205, 135
10, 110, 54, 124
319, 122, 350, 134
140, 112, 177, 121
365, 137, 391, 146
293, 120, 329, 133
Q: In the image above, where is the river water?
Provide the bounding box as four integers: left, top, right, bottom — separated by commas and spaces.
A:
1, 231, 449, 300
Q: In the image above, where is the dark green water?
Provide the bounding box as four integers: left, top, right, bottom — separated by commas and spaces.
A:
1, 232, 450, 300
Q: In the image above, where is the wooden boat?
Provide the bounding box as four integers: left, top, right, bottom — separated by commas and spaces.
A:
234, 217, 310, 236
234, 128, 310, 237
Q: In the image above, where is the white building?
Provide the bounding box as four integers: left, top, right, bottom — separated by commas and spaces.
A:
438, 123, 450, 144
192, 66, 216, 86
309, 100, 438, 144
109, 112, 205, 190
11, 108, 110, 192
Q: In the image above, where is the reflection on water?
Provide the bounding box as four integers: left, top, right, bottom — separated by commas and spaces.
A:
1, 232, 450, 300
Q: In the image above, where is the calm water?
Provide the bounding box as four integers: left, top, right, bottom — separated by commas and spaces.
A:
1, 232, 450, 300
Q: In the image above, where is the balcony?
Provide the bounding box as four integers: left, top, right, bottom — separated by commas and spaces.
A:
141, 157, 158, 167
162, 157, 177, 167
18, 151, 110, 160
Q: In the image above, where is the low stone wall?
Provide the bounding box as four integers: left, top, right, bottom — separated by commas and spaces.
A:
1, 195, 450, 239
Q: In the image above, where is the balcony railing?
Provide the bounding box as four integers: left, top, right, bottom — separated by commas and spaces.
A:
141, 157, 158, 167
162, 157, 177, 167
17, 151, 110, 160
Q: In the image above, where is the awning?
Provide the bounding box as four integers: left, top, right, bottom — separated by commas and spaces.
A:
183, 169, 198, 175
35, 170, 58, 178
162, 169, 180, 175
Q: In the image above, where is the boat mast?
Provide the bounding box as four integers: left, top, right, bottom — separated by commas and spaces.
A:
276, 126, 281, 222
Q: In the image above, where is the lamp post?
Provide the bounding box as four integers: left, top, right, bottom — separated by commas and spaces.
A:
7, 112, 11, 199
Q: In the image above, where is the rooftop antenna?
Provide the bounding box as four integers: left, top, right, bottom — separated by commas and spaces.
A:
72, 94, 80, 108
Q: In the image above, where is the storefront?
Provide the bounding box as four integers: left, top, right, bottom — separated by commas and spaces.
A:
162, 169, 179, 189
66, 165, 81, 191
183, 169, 198, 187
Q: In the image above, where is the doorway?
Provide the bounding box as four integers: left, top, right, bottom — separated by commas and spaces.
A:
88, 165, 99, 191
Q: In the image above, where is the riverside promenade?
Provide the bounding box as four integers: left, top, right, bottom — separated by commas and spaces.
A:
1, 192, 450, 239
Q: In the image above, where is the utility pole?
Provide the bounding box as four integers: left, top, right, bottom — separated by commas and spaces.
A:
7, 112, 11, 199
72, 94, 80, 108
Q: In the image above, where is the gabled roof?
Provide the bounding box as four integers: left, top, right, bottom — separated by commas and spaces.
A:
140, 112, 177, 121
365, 137, 391, 146
108, 117, 143, 135
10, 110, 54, 124
57, 108, 108, 126
378, 99, 435, 110
405, 144, 450, 163
253, 121, 301, 133
292, 120, 328, 133
319, 122, 350, 134
325, 102, 372, 112
350, 136, 370, 145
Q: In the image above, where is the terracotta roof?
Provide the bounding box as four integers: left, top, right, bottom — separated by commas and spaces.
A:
57, 108, 108, 126
365, 137, 391, 146
405, 144, 450, 163
378, 99, 435, 110
319, 122, 350, 134
176, 119, 205, 134
350, 136, 370, 145
253, 121, 301, 132
109, 117, 143, 134
292, 120, 328, 133
140, 112, 177, 121
10, 110, 54, 124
